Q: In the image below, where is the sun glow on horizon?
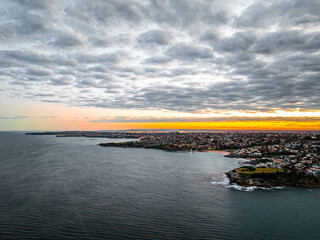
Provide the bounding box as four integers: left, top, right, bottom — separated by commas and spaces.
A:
1, 1, 320, 131
1, 96, 320, 131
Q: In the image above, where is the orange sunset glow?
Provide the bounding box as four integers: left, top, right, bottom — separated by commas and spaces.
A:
1, 0, 320, 132
57, 120, 320, 131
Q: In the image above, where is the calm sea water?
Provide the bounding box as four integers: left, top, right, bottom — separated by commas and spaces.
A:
0, 132, 319, 240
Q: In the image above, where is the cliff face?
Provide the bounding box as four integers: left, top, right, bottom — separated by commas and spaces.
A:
226, 170, 320, 188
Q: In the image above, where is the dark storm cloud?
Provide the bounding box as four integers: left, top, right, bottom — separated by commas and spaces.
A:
1, 0, 320, 113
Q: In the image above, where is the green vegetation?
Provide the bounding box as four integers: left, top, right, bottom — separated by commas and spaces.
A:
236, 167, 284, 174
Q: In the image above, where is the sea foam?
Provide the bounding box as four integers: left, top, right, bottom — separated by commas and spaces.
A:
210, 174, 285, 191
210, 174, 229, 186
226, 183, 284, 192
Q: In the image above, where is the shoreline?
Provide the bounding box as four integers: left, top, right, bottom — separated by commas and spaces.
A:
225, 168, 320, 188
205, 150, 231, 155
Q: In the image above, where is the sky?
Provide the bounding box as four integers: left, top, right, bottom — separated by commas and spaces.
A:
1, 0, 320, 131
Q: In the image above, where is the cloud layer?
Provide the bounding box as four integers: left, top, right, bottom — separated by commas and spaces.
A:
1, 0, 320, 114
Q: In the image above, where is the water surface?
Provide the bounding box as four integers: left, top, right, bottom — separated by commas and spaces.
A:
0, 132, 319, 239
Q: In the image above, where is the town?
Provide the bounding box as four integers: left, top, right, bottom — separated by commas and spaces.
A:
27, 131, 320, 184
96, 131, 319, 176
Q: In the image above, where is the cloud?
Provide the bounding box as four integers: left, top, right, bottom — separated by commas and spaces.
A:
49, 31, 84, 48
0, 0, 319, 115
0, 51, 52, 65
249, 31, 307, 54
26, 68, 53, 76
90, 116, 320, 123
64, 0, 144, 29
143, 55, 171, 64
137, 29, 172, 45
218, 31, 256, 52
166, 42, 214, 60
0, 116, 29, 120
199, 28, 220, 43
17, 0, 62, 10
38, 116, 57, 118
235, 0, 320, 29
50, 77, 74, 86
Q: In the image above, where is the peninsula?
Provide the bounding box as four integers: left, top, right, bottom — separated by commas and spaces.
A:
226, 166, 320, 188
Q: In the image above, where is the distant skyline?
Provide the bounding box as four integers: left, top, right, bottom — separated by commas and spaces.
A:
1, 0, 320, 131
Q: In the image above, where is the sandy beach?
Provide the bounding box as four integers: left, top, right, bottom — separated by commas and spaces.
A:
205, 150, 231, 155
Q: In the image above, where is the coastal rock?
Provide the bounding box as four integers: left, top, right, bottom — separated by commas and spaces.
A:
226, 168, 320, 188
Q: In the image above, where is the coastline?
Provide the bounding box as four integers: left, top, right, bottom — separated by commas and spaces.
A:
226, 167, 320, 188
26, 131, 320, 190
205, 150, 231, 155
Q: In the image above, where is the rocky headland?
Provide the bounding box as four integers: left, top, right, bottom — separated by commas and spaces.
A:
226, 166, 320, 188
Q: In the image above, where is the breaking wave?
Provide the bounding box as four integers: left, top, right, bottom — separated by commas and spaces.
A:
210, 174, 230, 186
227, 183, 284, 192
210, 174, 285, 191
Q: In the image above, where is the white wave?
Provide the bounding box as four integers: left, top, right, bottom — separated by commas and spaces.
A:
210, 174, 285, 191
210, 174, 230, 186
227, 183, 285, 192
227, 184, 257, 192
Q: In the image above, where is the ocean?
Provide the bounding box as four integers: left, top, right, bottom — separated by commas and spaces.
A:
0, 132, 319, 239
